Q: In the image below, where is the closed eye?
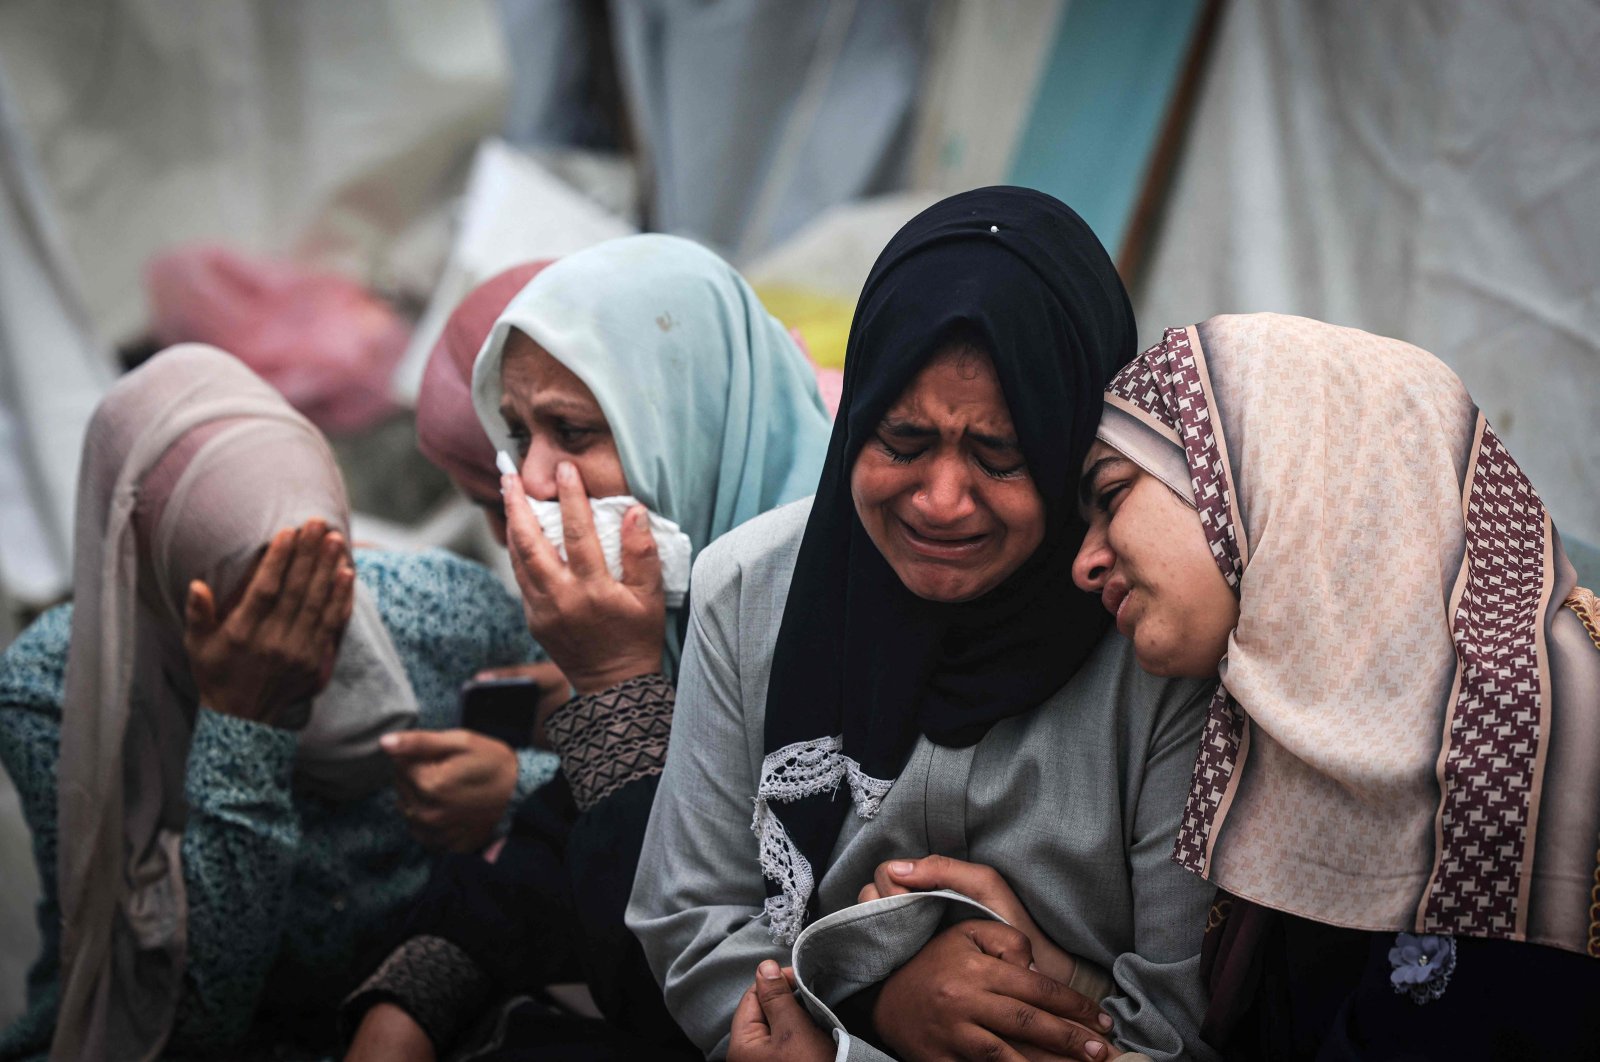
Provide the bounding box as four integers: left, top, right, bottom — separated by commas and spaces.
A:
876, 437, 922, 464
977, 457, 1027, 480
1095, 482, 1128, 513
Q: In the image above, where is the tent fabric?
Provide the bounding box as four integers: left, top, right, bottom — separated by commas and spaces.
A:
902, 1, 1065, 195
1007, 0, 1209, 261
0, 0, 507, 344
608, 0, 936, 258
0, 57, 111, 604
1133, 0, 1600, 550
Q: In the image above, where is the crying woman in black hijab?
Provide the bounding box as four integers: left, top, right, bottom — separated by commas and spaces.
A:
630, 188, 1221, 1062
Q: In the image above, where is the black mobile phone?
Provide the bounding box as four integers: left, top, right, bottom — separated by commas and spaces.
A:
459, 677, 541, 748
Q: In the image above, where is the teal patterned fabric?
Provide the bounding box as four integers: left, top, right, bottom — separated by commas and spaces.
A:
0, 549, 556, 1060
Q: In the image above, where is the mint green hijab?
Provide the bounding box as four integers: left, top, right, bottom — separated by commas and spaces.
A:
471, 234, 830, 657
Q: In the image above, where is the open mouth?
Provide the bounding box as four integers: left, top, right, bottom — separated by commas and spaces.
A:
895, 516, 989, 559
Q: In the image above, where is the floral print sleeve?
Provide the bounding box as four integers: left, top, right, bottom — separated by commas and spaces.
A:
0, 605, 71, 1059
168, 710, 302, 1051
0, 614, 305, 1056
0, 550, 563, 1059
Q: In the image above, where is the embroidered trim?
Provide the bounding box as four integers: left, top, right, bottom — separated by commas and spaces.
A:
342, 934, 489, 1048
1588, 835, 1600, 958
1566, 587, 1600, 652
544, 673, 673, 812
751, 735, 894, 943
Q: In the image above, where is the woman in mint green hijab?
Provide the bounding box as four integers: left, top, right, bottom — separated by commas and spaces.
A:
473, 233, 830, 683
343, 234, 829, 1060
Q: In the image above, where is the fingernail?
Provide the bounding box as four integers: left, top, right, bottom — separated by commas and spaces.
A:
557, 461, 575, 484
496, 450, 518, 477
1085, 1042, 1104, 1059
380, 733, 398, 750
890, 861, 914, 876
1028, 962, 1038, 972
758, 959, 782, 980
631, 507, 648, 530
1098, 1012, 1114, 1031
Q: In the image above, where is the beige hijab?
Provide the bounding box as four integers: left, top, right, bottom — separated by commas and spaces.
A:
1099, 313, 1600, 957
53, 344, 418, 1061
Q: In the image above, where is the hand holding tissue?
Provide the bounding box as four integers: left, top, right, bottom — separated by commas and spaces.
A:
498, 451, 692, 606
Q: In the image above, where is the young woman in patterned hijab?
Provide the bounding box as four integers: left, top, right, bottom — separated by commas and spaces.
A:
1073, 312, 1600, 1058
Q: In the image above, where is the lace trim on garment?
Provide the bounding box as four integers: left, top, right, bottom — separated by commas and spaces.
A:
751, 735, 894, 943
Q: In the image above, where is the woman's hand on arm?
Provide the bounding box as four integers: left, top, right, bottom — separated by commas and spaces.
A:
858, 856, 1080, 988
872, 920, 1119, 1062
501, 462, 664, 694
383, 728, 519, 852
183, 518, 355, 726
729, 961, 835, 1062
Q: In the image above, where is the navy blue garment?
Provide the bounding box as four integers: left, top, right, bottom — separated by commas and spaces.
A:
1204, 899, 1600, 1061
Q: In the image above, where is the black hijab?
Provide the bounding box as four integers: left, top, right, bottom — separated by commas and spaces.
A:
754, 187, 1138, 941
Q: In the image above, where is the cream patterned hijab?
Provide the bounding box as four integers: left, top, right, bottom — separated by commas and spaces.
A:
1099, 313, 1600, 957
53, 345, 418, 1061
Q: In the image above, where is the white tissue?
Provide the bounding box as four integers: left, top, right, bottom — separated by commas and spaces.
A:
498, 451, 692, 606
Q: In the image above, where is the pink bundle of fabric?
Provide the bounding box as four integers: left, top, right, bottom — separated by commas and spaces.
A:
145, 244, 411, 434
786, 327, 842, 419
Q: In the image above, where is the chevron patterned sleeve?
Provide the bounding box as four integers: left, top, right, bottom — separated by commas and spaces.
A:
543, 674, 674, 812
340, 934, 491, 1051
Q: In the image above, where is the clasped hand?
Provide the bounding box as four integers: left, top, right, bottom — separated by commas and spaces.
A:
860, 856, 1119, 1061
501, 461, 665, 694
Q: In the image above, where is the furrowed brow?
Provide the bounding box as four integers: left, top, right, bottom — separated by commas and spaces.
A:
879, 417, 938, 440
966, 430, 1020, 451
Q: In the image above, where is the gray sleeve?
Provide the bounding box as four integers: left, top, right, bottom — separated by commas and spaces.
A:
626, 579, 787, 1058
790, 891, 1126, 1062
1104, 682, 1219, 1062
838, 1034, 896, 1062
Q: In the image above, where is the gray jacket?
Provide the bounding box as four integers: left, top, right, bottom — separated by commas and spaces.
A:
628, 498, 1220, 1061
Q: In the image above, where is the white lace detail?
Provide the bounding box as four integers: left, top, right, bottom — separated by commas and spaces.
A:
751, 794, 813, 943
751, 735, 894, 943
843, 759, 893, 818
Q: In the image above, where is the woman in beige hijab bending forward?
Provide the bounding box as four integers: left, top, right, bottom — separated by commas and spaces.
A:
0, 345, 554, 1061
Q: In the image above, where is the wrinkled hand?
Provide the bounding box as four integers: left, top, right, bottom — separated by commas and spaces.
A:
729, 960, 835, 1062
859, 855, 1079, 987
873, 920, 1117, 1062
501, 462, 664, 694
344, 1002, 436, 1062
183, 519, 355, 728
470, 660, 572, 748
383, 729, 519, 852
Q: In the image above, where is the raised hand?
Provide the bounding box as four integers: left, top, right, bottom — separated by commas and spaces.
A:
183, 519, 355, 728
501, 461, 664, 694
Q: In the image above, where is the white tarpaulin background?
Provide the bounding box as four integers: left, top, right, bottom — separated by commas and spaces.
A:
1136, 0, 1600, 548
2, 0, 1599, 1030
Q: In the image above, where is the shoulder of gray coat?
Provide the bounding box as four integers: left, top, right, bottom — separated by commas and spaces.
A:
689, 496, 813, 610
